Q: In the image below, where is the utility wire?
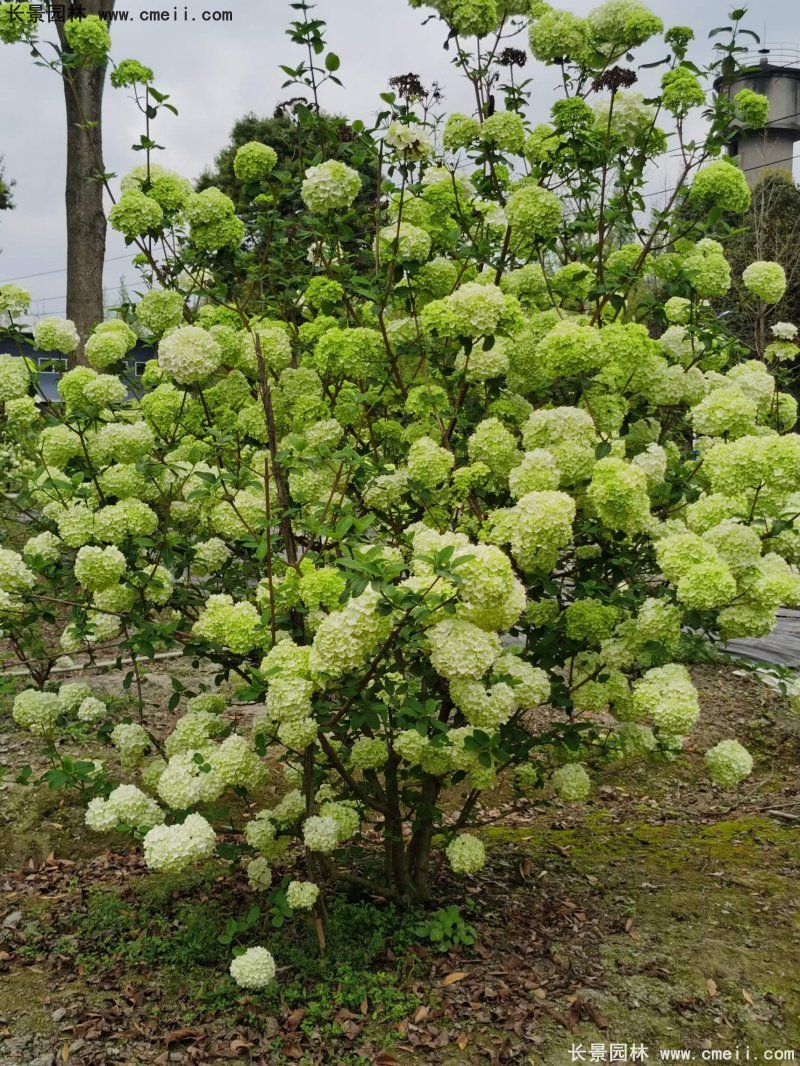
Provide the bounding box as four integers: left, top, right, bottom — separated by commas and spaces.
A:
28, 280, 141, 305
641, 149, 799, 203
0, 253, 135, 286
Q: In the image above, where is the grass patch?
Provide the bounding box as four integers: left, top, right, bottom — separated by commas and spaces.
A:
41, 864, 428, 1057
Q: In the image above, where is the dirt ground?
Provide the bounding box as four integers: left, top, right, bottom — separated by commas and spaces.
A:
1, 661, 799, 1066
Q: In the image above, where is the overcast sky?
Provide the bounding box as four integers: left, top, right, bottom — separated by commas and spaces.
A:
2, 0, 800, 319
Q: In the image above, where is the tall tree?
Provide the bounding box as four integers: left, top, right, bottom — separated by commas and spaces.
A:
1, 2, 115, 356
52, 0, 116, 357
717, 172, 800, 354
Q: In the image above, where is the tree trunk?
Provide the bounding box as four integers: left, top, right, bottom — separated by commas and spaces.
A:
55, 1, 115, 362
406, 775, 441, 905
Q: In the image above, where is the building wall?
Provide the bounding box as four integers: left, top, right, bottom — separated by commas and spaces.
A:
0, 338, 153, 402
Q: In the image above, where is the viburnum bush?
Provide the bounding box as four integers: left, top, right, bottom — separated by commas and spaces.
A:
2, 0, 799, 987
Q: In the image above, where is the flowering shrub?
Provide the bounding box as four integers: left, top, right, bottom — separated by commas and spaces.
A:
1, 0, 795, 987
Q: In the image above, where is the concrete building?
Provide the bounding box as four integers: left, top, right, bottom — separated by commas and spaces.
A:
0, 336, 152, 402
716, 46, 800, 186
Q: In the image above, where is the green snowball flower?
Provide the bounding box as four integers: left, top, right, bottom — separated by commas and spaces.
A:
733, 88, 769, 129
742, 260, 786, 304
704, 739, 753, 788
660, 67, 705, 117
688, 160, 751, 214
234, 141, 278, 183
64, 15, 111, 63
481, 111, 526, 153
506, 184, 563, 243
0, 1, 37, 42
551, 762, 591, 801
185, 188, 244, 251
111, 59, 154, 87
443, 112, 480, 151
109, 189, 164, 239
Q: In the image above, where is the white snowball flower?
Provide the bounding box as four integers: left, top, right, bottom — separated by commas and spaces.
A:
229, 946, 276, 989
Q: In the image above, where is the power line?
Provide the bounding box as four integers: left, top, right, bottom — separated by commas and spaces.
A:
0, 253, 136, 286
29, 279, 143, 306
641, 148, 799, 203
663, 106, 800, 160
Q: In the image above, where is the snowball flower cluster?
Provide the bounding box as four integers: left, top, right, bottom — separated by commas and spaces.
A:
584, 458, 652, 533
110, 58, 154, 87
233, 141, 278, 182
661, 67, 704, 117
0, 354, 32, 401
33, 317, 80, 355
85, 321, 136, 369
770, 321, 797, 347
633, 664, 700, 733
443, 112, 480, 150
120, 165, 192, 214
0, 0, 37, 42
688, 160, 751, 214
247, 856, 273, 890
193, 594, 263, 654
109, 189, 164, 238
158, 325, 223, 385
111, 722, 151, 767
74, 545, 127, 592
0, 548, 35, 593
302, 815, 340, 853
143, 812, 217, 873
78, 696, 108, 724
426, 618, 501, 681
286, 880, 320, 910
301, 160, 361, 212
742, 260, 786, 304
506, 185, 562, 243
86, 784, 164, 832
310, 586, 391, 680
64, 14, 110, 61
733, 88, 770, 128
229, 946, 276, 990
378, 222, 431, 263
551, 762, 591, 801
12, 689, 62, 736
384, 121, 435, 159
184, 187, 244, 251
481, 111, 526, 152
446, 833, 486, 874
350, 736, 389, 770
136, 289, 184, 337
0, 283, 31, 317
704, 739, 753, 788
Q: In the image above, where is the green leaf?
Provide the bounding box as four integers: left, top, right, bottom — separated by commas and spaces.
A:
325, 52, 340, 71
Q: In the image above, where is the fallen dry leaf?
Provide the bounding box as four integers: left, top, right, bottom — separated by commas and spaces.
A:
164, 1028, 203, 1047
742, 990, 755, 1006
706, 979, 718, 998
442, 971, 469, 987
229, 1039, 254, 1052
